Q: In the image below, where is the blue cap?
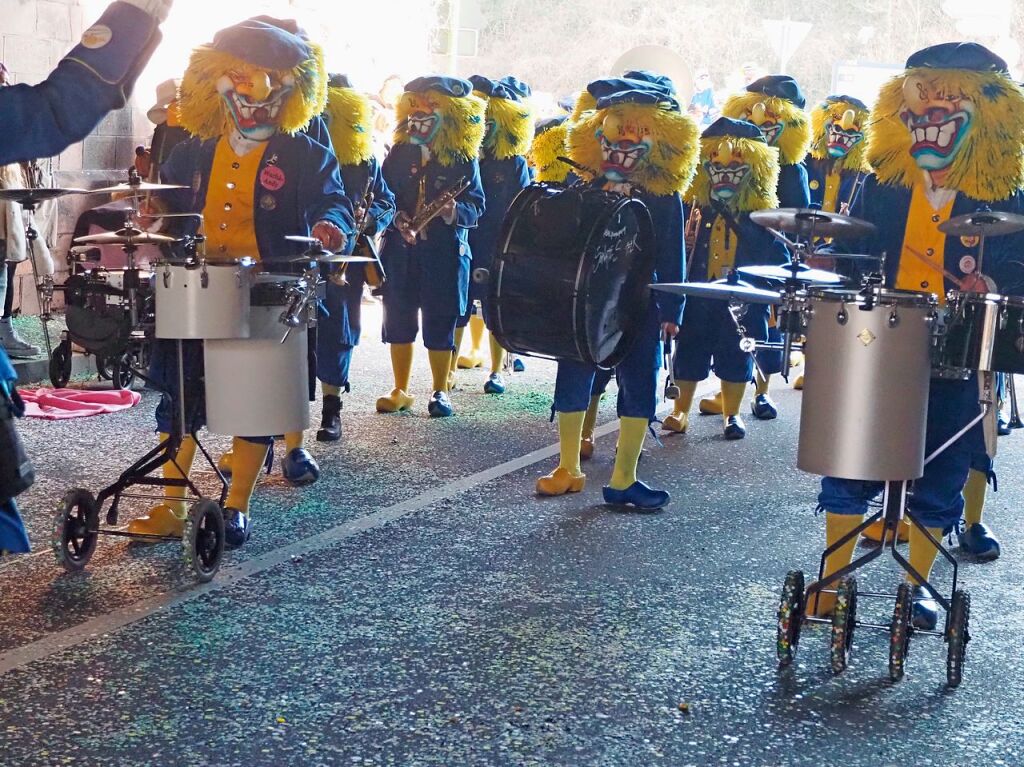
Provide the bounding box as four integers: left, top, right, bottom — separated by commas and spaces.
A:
622, 69, 676, 94
500, 75, 532, 98
536, 115, 566, 135
587, 77, 673, 103
702, 116, 766, 142
470, 75, 520, 101
469, 75, 495, 96
746, 75, 806, 109
328, 73, 353, 89
906, 42, 1008, 73
405, 75, 474, 98
211, 18, 311, 70
819, 94, 869, 112
597, 88, 680, 112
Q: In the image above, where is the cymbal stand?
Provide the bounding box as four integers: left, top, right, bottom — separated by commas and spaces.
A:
1008, 374, 1023, 428
19, 198, 55, 356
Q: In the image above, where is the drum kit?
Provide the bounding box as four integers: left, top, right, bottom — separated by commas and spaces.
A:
46, 171, 371, 582
649, 205, 1024, 687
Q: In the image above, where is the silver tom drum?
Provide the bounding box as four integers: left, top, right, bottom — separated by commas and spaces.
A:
155, 259, 255, 340
203, 273, 310, 438
936, 291, 1024, 375
798, 287, 937, 482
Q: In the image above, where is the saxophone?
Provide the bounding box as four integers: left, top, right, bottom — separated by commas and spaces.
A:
400, 175, 470, 241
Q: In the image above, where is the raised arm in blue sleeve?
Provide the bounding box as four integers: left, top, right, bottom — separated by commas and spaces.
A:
455, 158, 486, 229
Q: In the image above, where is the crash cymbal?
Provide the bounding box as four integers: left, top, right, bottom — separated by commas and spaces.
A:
737, 263, 845, 285
650, 281, 782, 305
90, 180, 187, 194
750, 208, 877, 239
938, 210, 1024, 237
0, 187, 88, 204
74, 230, 178, 246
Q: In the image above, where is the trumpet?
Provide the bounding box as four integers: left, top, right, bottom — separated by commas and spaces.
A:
398, 175, 470, 242
332, 180, 379, 287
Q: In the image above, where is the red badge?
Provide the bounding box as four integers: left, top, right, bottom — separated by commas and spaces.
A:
260, 165, 286, 191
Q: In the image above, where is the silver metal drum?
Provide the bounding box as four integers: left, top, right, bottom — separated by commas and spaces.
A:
798, 287, 937, 481
203, 274, 309, 437
155, 260, 255, 339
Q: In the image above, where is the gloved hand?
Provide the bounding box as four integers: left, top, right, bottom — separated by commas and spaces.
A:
119, 0, 173, 23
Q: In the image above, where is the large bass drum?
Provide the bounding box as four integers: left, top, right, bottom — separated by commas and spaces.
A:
485, 182, 656, 368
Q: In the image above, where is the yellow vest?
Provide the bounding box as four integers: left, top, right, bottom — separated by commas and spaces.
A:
707, 214, 738, 279
203, 137, 267, 262
895, 183, 955, 305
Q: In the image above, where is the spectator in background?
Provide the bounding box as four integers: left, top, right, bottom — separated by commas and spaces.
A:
688, 70, 718, 128
370, 74, 405, 157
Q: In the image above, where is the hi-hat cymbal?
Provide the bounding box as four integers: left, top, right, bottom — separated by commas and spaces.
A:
74, 230, 178, 246
90, 180, 187, 194
938, 210, 1024, 237
750, 208, 877, 239
650, 281, 782, 305
738, 263, 845, 285
0, 187, 88, 204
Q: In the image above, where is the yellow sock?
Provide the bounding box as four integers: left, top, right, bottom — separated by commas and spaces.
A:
284, 431, 303, 452
321, 382, 341, 398
488, 331, 505, 374
721, 380, 746, 419
673, 380, 698, 416
963, 468, 987, 527
390, 342, 414, 392
161, 433, 196, 516
428, 349, 452, 392
557, 410, 586, 476
609, 416, 647, 490
755, 372, 771, 396
906, 521, 943, 585
224, 437, 269, 513
468, 314, 485, 356
452, 326, 466, 375
581, 394, 602, 439
813, 512, 864, 615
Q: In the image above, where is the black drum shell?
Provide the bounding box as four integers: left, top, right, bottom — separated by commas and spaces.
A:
63, 271, 153, 355
485, 182, 655, 368
938, 295, 1024, 375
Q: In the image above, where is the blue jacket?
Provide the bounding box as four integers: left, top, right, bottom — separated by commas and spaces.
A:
806, 157, 865, 213
686, 204, 790, 283
635, 188, 686, 326
843, 177, 1024, 296
779, 162, 811, 208
470, 155, 530, 270
161, 132, 354, 267
380, 143, 486, 315
0, 2, 160, 165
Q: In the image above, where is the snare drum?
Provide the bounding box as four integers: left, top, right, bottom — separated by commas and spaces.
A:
937, 291, 1024, 374
203, 273, 309, 437
155, 259, 255, 340
798, 287, 937, 481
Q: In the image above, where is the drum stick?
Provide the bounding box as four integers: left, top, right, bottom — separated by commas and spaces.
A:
902, 244, 966, 290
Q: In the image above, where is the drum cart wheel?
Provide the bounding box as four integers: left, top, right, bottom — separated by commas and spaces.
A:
776, 570, 805, 667
829, 577, 858, 675
49, 338, 73, 388
946, 590, 970, 688
52, 488, 99, 572
888, 582, 913, 682
111, 352, 136, 390
181, 498, 225, 583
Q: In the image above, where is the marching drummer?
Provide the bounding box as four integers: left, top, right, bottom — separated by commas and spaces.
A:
314, 74, 397, 444
453, 75, 533, 394
663, 117, 789, 440
535, 79, 696, 509
813, 43, 1024, 625
375, 76, 486, 419
130, 18, 353, 548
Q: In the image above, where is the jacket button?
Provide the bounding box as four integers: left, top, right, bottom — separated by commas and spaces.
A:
932, 215, 940, 222
921, 281, 929, 288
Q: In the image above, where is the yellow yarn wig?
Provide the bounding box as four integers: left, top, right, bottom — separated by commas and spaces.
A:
176, 41, 327, 141
688, 136, 780, 212
570, 90, 597, 122
810, 97, 871, 172
567, 101, 700, 197
486, 95, 535, 160
324, 85, 374, 166
394, 88, 486, 167
721, 91, 811, 166
867, 67, 1024, 201
529, 120, 571, 183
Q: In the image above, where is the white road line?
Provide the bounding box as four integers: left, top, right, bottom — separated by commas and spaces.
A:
0, 382, 716, 676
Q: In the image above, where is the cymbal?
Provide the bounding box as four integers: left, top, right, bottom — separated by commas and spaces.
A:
0, 187, 88, 204
750, 208, 877, 239
90, 180, 187, 194
737, 263, 844, 285
650, 281, 782, 305
938, 210, 1024, 237
74, 230, 178, 246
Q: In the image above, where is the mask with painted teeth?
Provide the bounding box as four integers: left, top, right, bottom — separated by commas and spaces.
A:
598, 134, 650, 181
482, 119, 497, 149
901, 105, 973, 170
217, 69, 293, 142
707, 161, 751, 202
407, 110, 441, 146
825, 123, 863, 158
